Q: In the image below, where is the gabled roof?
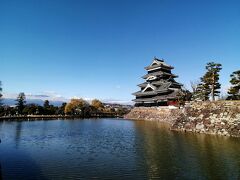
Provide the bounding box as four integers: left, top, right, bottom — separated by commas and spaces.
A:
142, 83, 156, 92
156, 82, 171, 91
170, 82, 183, 87
142, 71, 178, 79
137, 82, 148, 87
150, 57, 164, 65
133, 90, 181, 102
137, 81, 182, 88
132, 90, 158, 96
144, 57, 174, 71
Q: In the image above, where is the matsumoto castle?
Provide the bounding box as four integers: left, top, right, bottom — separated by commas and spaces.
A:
133, 57, 183, 107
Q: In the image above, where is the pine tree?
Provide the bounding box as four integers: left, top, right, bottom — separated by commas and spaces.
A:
16, 92, 26, 115
228, 70, 240, 100
43, 100, 50, 114
176, 89, 192, 107
0, 81, 2, 106
192, 81, 210, 101
43, 100, 50, 108
191, 76, 211, 101
202, 62, 222, 101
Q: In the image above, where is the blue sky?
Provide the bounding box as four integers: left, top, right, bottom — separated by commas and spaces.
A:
1, 0, 240, 104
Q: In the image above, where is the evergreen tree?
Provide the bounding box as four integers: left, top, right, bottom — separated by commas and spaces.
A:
0, 81, 2, 106
58, 102, 67, 115
43, 100, 50, 114
176, 89, 192, 107
192, 79, 210, 101
202, 62, 222, 101
16, 92, 26, 115
228, 70, 240, 100
43, 100, 50, 108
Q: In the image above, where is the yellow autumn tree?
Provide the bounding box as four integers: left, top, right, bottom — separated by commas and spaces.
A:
64, 98, 88, 115
91, 99, 104, 110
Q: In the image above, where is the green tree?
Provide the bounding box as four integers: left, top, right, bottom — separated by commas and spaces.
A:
228, 70, 240, 100
202, 62, 222, 101
22, 104, 38, 115
43, 100, 50, 114
16, 92, 26, 115
2, 106, 16, 116
0, 81, 3, 107
57, 102, 67, 115
43, 100, 50, 108
116, 107, 130, 116
192, 80, 211, 101
36, 105, 44, 115
48, 105, 58, 115
176, 89, 192, 106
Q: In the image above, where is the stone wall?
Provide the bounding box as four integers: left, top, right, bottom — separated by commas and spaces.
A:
124, 107, 181, 124
124, 101, 240, 137
171, 101, 240, 137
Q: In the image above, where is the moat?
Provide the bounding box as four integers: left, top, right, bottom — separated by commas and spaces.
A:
0, 118, 239, 179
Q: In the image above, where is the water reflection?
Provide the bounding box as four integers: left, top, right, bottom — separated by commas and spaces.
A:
134, 121, 240, 179
15, 122, 22, 148
0, 161, 2, 180
0, 119, 239, 179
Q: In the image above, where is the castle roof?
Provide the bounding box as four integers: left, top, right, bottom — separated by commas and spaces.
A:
142, 71, 178, 79
133, 57, 182, 106
144, 57, 174, 71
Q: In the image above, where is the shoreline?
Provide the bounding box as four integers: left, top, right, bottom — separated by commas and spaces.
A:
0, 114, 123, 121
125, 101, 240, 138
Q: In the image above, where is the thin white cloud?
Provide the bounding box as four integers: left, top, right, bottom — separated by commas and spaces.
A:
101, 98, 133, 105
3, 91, 68, 102
2, 92, 133, 105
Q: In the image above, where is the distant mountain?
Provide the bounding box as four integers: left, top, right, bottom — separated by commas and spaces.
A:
2, 97, 133, 107
2, 98, 66, 107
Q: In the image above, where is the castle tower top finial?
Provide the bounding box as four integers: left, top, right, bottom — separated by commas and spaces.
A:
154, 56, 164, 62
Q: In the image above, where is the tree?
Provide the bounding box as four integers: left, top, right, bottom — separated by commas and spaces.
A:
228, 70, 240, 100
91, 99, 104, 110
0, 81, 2, 107
57, 102, 67, 115
176, 89, 192, 107
191, 77, 211, 101
16, 92, 26, 115
1, 106, 16, 116
48, 105, 58, 115
202, 62, 222, 101
192, 80, 211, 101
43, 100, 50, 108
43, 100, 50, 114
190, 80, 201, 95
116, 107, 130, 116
22, 104, 38, 115
36, 105, 44, 115
64, 98, 89, 115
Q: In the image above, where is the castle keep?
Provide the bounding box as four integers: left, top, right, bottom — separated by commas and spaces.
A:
133, 57, 182, 106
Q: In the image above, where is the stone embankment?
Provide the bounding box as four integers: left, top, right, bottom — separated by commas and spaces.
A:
125, 101, 240, 137
125, 107, 181, 124
172, 101, 240, 137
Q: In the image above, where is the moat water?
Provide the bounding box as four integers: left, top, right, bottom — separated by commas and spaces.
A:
0, 118, 239, 179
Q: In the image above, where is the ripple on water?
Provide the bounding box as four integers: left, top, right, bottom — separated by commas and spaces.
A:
0, 119, 239, 179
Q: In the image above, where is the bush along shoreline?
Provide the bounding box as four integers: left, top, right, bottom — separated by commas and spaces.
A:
0, 93, 131, 120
